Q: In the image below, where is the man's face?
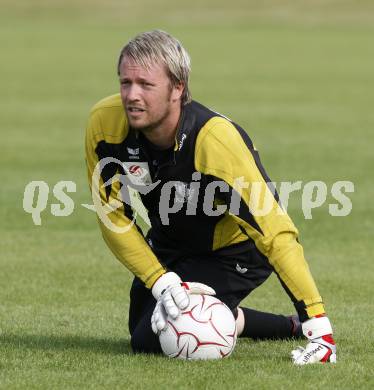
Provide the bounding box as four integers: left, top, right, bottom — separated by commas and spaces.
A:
119, 56, 182, 131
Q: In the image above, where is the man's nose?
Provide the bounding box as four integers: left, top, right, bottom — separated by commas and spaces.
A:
125, 84, 141, 102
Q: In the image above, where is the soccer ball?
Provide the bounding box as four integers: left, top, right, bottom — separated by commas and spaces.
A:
159, 294, 237, 360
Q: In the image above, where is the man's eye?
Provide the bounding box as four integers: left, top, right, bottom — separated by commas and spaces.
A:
142, 82, 153, 87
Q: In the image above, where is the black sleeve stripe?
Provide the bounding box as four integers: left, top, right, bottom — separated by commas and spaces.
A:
95, 141, 120, 201
95, 140, 135, 218
232, 123, 280, 203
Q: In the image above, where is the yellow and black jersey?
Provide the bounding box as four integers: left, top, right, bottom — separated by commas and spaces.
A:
85, 93, 325, 320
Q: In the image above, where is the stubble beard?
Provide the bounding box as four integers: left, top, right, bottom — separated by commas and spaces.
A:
131, 92, 173, 134
136, 105, 171, 135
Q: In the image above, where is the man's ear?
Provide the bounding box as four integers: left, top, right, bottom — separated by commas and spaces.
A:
171, 82, 184, 102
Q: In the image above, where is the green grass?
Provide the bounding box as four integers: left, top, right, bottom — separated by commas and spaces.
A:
1, 0, 374, 388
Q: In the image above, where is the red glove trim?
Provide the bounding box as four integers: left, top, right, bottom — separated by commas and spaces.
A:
322, 334, 335, 345
320, 349, 332, 363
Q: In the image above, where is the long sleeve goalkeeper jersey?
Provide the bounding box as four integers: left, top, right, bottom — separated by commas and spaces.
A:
85, 93, 325, 320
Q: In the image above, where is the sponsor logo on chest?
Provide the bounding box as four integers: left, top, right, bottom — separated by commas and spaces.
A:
122, 162, 152, 186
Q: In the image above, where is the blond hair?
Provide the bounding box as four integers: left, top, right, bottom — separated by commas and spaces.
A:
117, 30, 191, 105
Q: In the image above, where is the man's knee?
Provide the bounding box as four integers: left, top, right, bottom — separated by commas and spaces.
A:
130, 325, 162, 354
131, 333, 148, 353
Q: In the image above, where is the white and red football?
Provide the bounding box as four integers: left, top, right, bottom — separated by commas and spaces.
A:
159, 294, 237, 360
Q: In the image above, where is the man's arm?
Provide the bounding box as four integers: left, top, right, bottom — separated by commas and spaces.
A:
195, 116, 324, 320
85, 106, 165, 288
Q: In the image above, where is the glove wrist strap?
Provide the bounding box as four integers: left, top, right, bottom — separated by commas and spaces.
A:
302, 316, 333, 339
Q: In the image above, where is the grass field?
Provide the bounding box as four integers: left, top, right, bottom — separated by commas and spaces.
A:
1, 0, 374, 388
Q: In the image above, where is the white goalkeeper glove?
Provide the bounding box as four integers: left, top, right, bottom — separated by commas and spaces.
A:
291, 315, 336, 365
151, 272, 215, 334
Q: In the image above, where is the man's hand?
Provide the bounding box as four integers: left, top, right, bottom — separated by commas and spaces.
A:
151, 272, 215, 334
291, 316, 336, 365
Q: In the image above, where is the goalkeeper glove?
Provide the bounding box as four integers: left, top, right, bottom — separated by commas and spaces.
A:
291, 315, 336, 365
151, 271, 215, 334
